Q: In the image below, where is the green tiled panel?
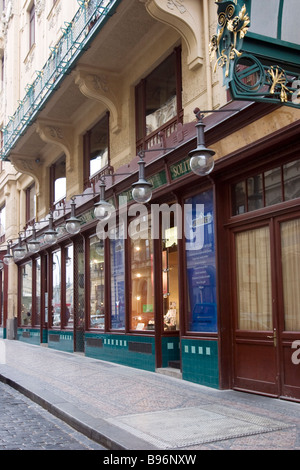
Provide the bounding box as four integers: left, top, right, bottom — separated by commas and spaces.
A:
181, 338, 219, 388
161, 336, 180, 367
48, 330, 74, 353
85, 333, 156, 372
41, 329, 48, 344
17, 328, 40, 345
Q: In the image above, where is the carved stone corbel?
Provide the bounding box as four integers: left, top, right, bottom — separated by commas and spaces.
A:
35, 119, 75, 173
142, 0, 203, 70
9, 153, 42, 196
74, 66, 121, 134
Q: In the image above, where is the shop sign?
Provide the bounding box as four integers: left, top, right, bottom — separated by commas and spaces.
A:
169, 157, 191, 180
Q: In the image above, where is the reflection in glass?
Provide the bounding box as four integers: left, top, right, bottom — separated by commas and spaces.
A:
264, 167, 282, 206
52, 249, 61, 327
21, 262, 33, 326
232, 181, 246, 215
247, 175, 263, 211
110, 229, 125, 330
65, 246, 73, 328
284, 159, 300, 201
90, 237, 105, 329
130, 215, 154, 331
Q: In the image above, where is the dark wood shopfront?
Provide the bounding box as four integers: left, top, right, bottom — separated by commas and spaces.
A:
216, 125, 300, 402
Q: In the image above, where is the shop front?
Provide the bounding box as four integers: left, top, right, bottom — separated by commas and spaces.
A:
14, 139, 220, 389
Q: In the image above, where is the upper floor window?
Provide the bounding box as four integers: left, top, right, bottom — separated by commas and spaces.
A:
249, 0, 300, 46
135, 47, 182, 152
50, 155, 66, 208
83, 113, 109, 189
29, 4, 35, 49
26, 183, 36, 227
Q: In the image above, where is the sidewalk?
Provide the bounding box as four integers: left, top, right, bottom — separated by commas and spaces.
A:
0, 339, 299, 450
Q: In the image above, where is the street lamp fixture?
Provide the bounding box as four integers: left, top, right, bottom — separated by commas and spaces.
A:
188, 108, 215, 176
27, 226, 41, 254
44, 212, 58, 245
131, 151, 153, 204
65, 198, 81, 234
13, 234, 27, 261
3, 242, 14, 265
93, 179, 115, 221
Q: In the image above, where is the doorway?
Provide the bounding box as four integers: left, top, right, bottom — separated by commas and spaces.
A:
232, 215, 300, 400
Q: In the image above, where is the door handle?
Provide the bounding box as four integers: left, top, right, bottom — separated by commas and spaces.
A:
267, 328, 277, 347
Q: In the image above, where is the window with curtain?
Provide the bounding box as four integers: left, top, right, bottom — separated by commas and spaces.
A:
281, 218, 300, 331
235, 226, 272, 331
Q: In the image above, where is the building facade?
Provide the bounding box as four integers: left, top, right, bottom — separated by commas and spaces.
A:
0, 0, 300, 401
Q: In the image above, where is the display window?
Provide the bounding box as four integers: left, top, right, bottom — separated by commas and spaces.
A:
89, 236, 105, 329
110, 227, 125, 330
130, 214, 154, 331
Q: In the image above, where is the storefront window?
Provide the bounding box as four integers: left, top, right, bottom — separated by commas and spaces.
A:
65, 245, 73, 328
52, 249, 61, 327
110, 229, 125, 330
21, 262, 32, 326
130, 215, 154, 331
89, 236, 105, 329
35, 258, 41, 326
185, 190, 217, 332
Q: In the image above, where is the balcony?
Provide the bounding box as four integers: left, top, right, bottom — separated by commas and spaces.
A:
1, 0, 122, 160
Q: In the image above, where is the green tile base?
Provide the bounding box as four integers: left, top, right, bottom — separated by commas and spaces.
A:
181, 338, 219, 388
48, 330, 74, 353
17, 328, 40, 345
85, 333, 156, 372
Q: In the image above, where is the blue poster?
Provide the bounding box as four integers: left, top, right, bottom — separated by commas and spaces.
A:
185, 189, 217, 332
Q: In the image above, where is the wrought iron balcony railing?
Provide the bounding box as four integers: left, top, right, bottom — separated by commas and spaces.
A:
1, 0, 121, 160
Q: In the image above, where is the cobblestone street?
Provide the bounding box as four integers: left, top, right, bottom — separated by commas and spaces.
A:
0, 382, 105, 450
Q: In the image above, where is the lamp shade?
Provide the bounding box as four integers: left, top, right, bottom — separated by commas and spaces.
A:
131, 182, 152, 204
189, 148, 215, 176
94, 200, 114, 221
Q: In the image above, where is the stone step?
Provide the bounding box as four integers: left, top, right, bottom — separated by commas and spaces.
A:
156, 367, 182, 380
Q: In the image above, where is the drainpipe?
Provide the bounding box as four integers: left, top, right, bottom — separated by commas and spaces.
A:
203, 0, 213, 110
